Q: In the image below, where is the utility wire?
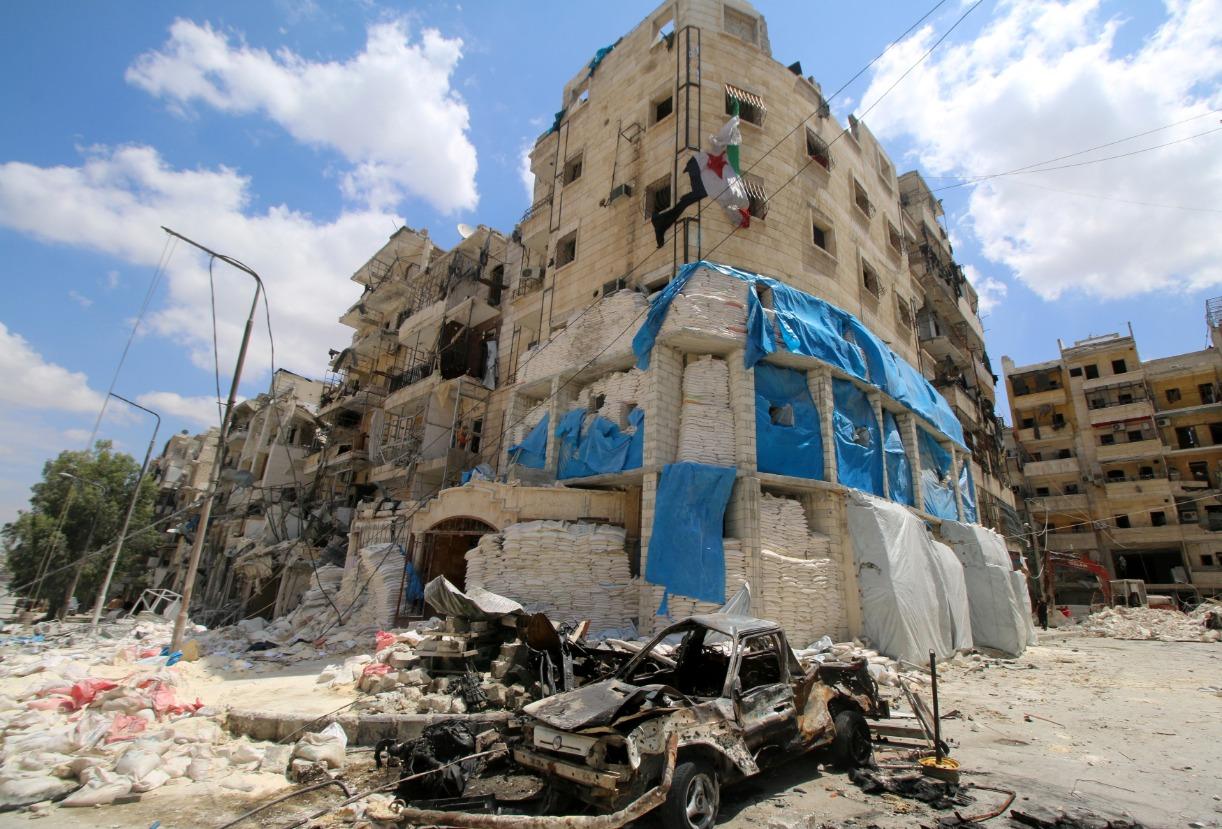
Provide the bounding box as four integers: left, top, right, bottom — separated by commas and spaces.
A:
1004, 178, 1222, 214
208, 256, 225, 426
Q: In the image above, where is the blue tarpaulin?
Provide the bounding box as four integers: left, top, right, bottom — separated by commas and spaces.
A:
507, 412, 549, 469
960, 459, 978, 523
883, 411, 914, 507
754, 364, 824, 479
832, 379, 883, 496
645, 462, 736, 608
556, 408, 644, 479
919, 429, 958, 520
631, 261, 966, 448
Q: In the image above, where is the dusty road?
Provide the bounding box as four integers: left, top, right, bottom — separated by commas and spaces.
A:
2, 630, 1218, 828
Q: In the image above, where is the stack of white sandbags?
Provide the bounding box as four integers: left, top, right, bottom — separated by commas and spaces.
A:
335, 544, 405, 631
761, 550, 845, 648
759, 493, 833, 560
660, 268, 749, 341
465, 521, 634, 633
641, 538, 748, 632
577, 368, 644, 416
519, 291, 649, 384
678, 356, 734, 465
508, 399, 550, 452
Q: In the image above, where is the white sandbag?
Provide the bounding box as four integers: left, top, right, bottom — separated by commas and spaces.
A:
62, 773, 133, 807
114, 749, 160, 781
130, 768, 170, 793
846, 492, 955, 664
291, 721, 347, 770
0, 774, 78, 808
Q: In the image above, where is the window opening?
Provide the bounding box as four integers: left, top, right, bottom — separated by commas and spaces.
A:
853, 179, 873, 217
861, 259, 880, 298
725, 83, 765, 126
1111, 359, 1127, 374
806, 128, 831, 170
1069, 367, 1083, 377
563, 153, 583, 185
1151, 511, 1167, 527
646, 175, 672, 214
1085, 364, 1100, 380
555, 231, 577, 268
1200, 383, 1216, 404
1166, 387, 1181, 402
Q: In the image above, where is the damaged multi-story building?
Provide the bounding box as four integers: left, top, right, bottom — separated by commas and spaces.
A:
1004, 301, 1222, 604
157, 0, 1027, 655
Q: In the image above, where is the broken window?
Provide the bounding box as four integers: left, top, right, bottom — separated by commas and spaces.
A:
1200, 383, 1216, 404
737, 633, 783, 691
887, 221, 902, 253
1112, 358, 1128, 374
1166, 387, 1182, 403
725, 83, 766, 126
563, 153, 583, 185
646, 175, 672, 214
653, 10, 675, 46
555, 230, 577, 268
895, 297, 913, 329
769, 403, 794, 427
743, 173, 768, 219
1085, 364, 1100, 380
853, 179, 873, 217
806, 128, 831, 170
861, 259, 880, 299
1190, 460, 1209, 481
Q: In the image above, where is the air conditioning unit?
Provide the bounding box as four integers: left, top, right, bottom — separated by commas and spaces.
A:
1112, 422, 1126, 432
1156, 416, 1171, 427
521, 267, 538, 280
1180, 510, 1198, 522
607, 183, 634, 203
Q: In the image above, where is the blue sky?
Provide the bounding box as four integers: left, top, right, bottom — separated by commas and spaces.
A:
1, 0, 1219, 524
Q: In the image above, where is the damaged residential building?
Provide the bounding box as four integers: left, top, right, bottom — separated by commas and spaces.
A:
156, 0, 1029, 661
1004, 301, 1222, 604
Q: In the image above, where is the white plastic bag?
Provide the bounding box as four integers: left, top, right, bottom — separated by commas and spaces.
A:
291, 722, 348, 770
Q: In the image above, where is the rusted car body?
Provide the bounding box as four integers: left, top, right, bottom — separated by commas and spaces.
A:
511, 614, 886, 827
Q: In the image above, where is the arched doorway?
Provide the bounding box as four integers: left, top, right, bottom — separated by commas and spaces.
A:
397, 516, 496, 622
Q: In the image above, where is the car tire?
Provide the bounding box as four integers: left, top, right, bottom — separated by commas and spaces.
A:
661, 759, 719, 829
830, 708, 873, 769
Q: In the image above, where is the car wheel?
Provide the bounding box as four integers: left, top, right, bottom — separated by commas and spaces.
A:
661, 759, 719, 829
831, 708, 873, 769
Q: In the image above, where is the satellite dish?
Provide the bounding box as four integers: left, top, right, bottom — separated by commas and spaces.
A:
457, 223, 475, 239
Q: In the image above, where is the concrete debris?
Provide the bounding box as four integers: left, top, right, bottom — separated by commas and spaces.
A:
1078, 605, 1222, 642
847, 766, 973, 810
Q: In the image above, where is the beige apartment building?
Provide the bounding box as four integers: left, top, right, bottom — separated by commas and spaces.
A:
156, 0, 1022, 638
1004, 304, 1222, 603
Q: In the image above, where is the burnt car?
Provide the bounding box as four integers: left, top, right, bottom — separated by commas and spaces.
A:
512, 614, 887, 829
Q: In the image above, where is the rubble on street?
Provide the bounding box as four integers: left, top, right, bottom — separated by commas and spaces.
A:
1076, 602, 1222, 642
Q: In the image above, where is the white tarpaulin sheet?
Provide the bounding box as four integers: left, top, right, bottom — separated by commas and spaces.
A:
847, 492, 968, 663
929, 540, 973, 652
939, 521, 1030, 656
1010, 570, 1039, 647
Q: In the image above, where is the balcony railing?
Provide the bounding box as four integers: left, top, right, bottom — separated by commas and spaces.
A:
521, 193, 553, 223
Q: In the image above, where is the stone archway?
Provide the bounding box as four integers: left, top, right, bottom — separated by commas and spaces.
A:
399, 516, 497, 621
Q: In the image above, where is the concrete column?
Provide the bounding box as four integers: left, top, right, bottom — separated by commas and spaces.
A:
546, 376, 578, 478
900, 413, 923, 511
637, 472, 660, 627
727, 350, 757, 472
950, 445, 965, 522
724, 476, 763, 618
871, 394, 887, 499
643, 345, 683, 468
810, 367, 837, 484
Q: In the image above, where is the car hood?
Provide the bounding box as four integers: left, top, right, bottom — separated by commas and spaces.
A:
522, 679, 681, 731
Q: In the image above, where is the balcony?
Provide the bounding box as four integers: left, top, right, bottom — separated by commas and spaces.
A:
1087, 399, 1153, 426
1011, 387, 1066, 411
1081, 369, 1145, 393
1095, 439, 1163, 462
1106, 525, 1184, 545
521, 191, 553, 224
318, 383, 388, 422
1103, 478, 1171, 499
1028, 493, 1089, 513
1045, 532, 1098, 553
1023, 457, 1080, 478
512, 272, 545, 302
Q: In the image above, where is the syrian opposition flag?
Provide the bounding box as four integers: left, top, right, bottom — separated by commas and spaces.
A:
651, 113, 751, 248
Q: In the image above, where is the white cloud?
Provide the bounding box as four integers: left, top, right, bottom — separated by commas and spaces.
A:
859, 0, 1222, 300
105, 270, 120, 290
0, 322, 105, 414
963, 264, 1008, 315
0, 144, 397, 384
136, 391, 224, 428
127, 19, 478, 214
68, 289, 93, 308
518, 139, 535, 202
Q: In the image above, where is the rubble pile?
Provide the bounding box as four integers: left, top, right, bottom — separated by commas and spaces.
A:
645, 538, 749, 627
1079, 605, 1221, 642
659, 267, 748, 340
795, 636, 927, 689
678, 355, 735, 465
0, 620, 292, 810
465, 521, 635, 633
518, 290, 648, 383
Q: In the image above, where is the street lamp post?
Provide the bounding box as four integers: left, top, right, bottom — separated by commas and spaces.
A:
56, 473, 106, 620
162, 227, 264, 651
90, 394, 160, 630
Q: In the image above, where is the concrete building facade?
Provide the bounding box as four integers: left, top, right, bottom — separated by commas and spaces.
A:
1004, 304, 1222, 603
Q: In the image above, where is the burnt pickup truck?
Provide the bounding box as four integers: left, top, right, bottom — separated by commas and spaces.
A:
517, 614, 886, 829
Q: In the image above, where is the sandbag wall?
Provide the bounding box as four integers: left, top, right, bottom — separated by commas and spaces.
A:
519, 290, 649, 384
758, 493, 846, 648
678, 355, 735, 465
465, 520, 636, 634
336, 544, 405, 631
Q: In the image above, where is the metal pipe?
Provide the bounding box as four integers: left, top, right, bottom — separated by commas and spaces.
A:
929, 649, 942, 763
163, 226, 265, 651
90, 394, 160, 630
215, 777, 354, 829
